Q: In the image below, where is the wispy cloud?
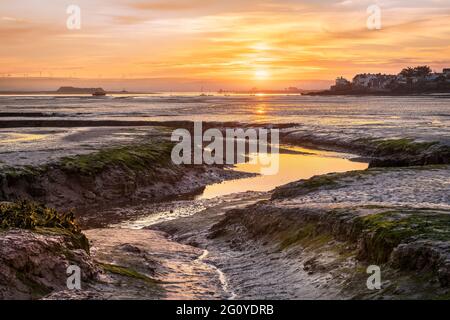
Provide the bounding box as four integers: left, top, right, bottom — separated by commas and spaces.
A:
0, 0, 450, 82
130, 0, 211, 11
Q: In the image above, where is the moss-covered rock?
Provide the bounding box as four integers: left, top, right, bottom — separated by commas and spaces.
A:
367, 138, 450, 167
371, 138, 438, 156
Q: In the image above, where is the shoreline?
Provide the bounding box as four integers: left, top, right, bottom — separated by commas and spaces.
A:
0, 121, 449, 299
1, 120, 448, 167
304, 91, 450, 96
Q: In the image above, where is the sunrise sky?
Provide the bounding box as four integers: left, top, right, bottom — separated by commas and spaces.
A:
1, 0, 450, 90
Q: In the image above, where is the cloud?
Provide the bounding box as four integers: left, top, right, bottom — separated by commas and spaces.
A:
1, 16, 19, 21
336, 0, 353, 6
130, 0, 211, 11
111, 15, 150, 25
1, 0, 450, 82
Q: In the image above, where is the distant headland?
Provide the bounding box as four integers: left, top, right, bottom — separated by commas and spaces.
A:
56, 86, 109, 94
308, 66, 450, 96
0, 86, 147, 95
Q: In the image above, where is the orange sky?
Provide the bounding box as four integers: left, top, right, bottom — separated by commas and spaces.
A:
1, 0, 450, 90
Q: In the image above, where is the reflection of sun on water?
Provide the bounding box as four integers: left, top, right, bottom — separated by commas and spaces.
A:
256, 105, 266, 114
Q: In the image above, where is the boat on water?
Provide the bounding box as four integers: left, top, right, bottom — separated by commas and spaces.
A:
92, 91, 106, 96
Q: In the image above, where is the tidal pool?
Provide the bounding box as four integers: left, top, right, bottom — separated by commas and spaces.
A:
110, 145, 368, 229
197, 146, 368, 200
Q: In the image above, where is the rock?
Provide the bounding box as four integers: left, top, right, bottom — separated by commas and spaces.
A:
0, 229, 99, 300
117, 243, 142, 254
391, 241, 450, 287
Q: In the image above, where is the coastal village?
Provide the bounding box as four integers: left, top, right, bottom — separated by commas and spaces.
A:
329, 66, 450, 94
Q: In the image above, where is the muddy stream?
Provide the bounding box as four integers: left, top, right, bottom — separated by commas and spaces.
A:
87, 146, 368, 299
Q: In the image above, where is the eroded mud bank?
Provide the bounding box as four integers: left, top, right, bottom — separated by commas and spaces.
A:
282, 131, 450, 167
206, 166, 450, 299
0, 136, 251, 221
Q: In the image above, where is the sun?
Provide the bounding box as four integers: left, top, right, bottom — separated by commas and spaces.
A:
254, 69, 270, 80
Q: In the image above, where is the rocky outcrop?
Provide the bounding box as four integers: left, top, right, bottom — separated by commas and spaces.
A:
0, 229, 98, 300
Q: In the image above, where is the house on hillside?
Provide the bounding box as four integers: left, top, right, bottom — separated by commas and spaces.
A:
352, 73, 396, 91
330, 77, 351, 91
326, 67, 450, 93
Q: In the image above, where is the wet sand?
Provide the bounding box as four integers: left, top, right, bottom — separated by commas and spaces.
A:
85, 228, 228, 300
78, 192, 266, 300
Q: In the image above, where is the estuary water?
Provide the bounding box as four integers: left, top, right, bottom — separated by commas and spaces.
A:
1, 93, 449, 140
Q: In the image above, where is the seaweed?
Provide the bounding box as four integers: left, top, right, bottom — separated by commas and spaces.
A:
0, 201, 89, 252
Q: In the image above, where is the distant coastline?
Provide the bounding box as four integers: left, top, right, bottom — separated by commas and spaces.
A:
305, 90, 450, 97
308, 66, 450, 96
0, 87, 155, 95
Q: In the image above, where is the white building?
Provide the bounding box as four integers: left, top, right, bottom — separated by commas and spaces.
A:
352, 73, 396, 90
